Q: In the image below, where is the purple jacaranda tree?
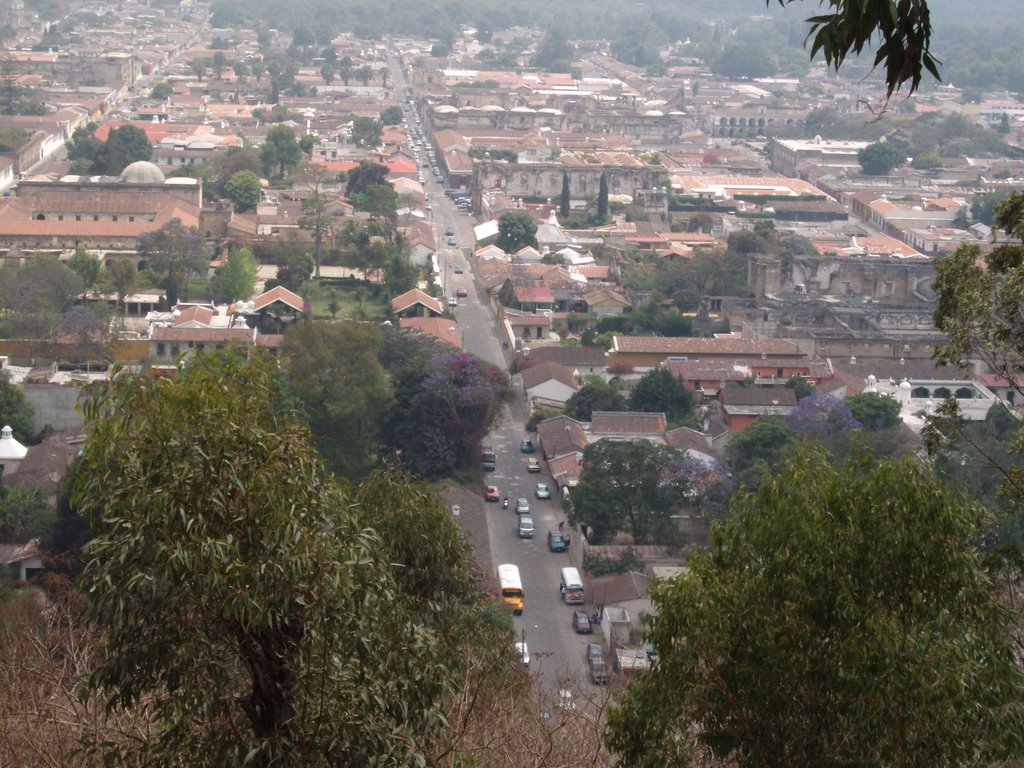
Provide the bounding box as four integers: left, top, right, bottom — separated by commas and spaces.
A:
786, 392, 861, 438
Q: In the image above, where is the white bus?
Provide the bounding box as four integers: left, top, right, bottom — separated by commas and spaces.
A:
498, 563, 524, 615
560, 566, 585, 605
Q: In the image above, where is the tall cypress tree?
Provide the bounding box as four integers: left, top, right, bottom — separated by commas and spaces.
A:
597, 173, 609, 222
560, 172, 570, 219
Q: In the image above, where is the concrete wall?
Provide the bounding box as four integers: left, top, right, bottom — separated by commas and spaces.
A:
23, 384, 85, 433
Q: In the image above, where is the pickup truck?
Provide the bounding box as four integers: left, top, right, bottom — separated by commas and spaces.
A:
481, 446, 496, 472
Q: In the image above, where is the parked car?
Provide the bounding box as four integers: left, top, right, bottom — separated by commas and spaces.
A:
517, 516, 534, 538
515, 498, 530, 515
520, 439, 535, 453
588, 654, 609, 684
453, 264, 464, 274
447, 236, 457, 246
445, 227, 454, 235
485, 485, 500, 502
456, 287, 468, 297
514, 641, 530, 668
585, 642, 603, 662
535, 483, 551, 500
527, 458, 541, 473
547, 530, 567, 552
447, 296, 457, 307
572, 610, 593, 634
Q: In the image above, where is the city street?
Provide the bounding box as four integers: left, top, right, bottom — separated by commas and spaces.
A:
393, 56, 600, 697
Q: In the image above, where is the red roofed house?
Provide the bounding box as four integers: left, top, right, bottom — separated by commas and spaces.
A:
391, 288, 445, 318
719, 386, 797, 431
607, 336, 806, 370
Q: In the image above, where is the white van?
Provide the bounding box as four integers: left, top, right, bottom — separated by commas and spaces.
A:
560, 566, 585, 604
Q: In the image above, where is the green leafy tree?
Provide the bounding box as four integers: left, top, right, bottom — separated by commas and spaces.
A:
380, 105, 403, 125
345, 159, 389, 196
102, 124, 152, 175
211, 51, 226, 79
0, 484, 54, 544
597, 173, 609, 222
559, 171, 570, 219
496, 211, 538, 253
214, 246, 258, 303
726, 417, 792, 486
67, 248, 101, 290
149, 81, 172, 100
71, 351, 488, 766
383, 250, 418, 299
298, 179, 333, 279
351, 184, 398, 228
0, 255, 83, 338
711, 43, 777, 78
858, 141, 907, 175
282, 321, 393, 480
846, 391, 902, 430
102, 259, 137, 320
911, 150, 943, 170
137, 218, 206, 308
66, 122, 104, 174
564, 378, 627, 421
223, 170, 262, 211
0, 370, 34, 443
569, 439, 688, 544
785, 374, 815, 400
274, 251, 313, 293
930, 192, 1024, 516
628, 367, 694, 425
971, 190, 1013, 226
606, 444, 1024, 767
350, 115, 382, 148
259, 124, 302, 179
319, 63, 335, 84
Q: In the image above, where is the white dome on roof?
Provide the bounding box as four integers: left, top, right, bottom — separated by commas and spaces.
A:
0, 425, 27, 461
119, 161, 165, 184
479, 104, 504, 111
434, 105, 459, 114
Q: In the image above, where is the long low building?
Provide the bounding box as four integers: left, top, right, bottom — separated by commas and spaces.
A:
606, 335, 808, 370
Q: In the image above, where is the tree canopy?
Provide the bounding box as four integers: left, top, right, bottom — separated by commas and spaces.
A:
628, 367, 694, 425
214, 246, 258, 303
72, 351, 501, 766
282, 321, 393, 481
496, 211, 538, 253
606, 444, 1024, 767
563, 378, 626, 421
569, 439, 691, 544
137, 218, 206, 307
223, 170, 262, 211
858, 141, 907, 175
0, 370, 34, 444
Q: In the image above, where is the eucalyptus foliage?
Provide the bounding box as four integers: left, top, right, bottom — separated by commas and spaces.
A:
607, 445, 1024, 767
73, 351, 494, 767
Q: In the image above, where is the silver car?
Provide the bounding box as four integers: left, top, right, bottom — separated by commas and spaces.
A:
515, 498, 530, 515
535, 483, 551, 500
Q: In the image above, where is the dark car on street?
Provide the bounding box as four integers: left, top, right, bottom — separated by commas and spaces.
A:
520, 439, 535, 453
572, 610, 593, 634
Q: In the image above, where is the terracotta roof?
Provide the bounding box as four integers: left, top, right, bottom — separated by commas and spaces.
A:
529, 346, 607, 367
252, 285, 306, 313
588, 571, 652, 605
0, 539, 41, 566
537, 415, 587, 459
255, 334, 284, 348
390, 288, 444, 316
399, 317, 462, 348
612, 336, 803, 357
152, 327, 254, 342
591, 411, 667, 435
664, 426, 713, 453
174, 306, 214, 326
547, 452, 582, 487
520, 361, 578, 391
719, 387, 797, 407
513, 284, 554, 303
